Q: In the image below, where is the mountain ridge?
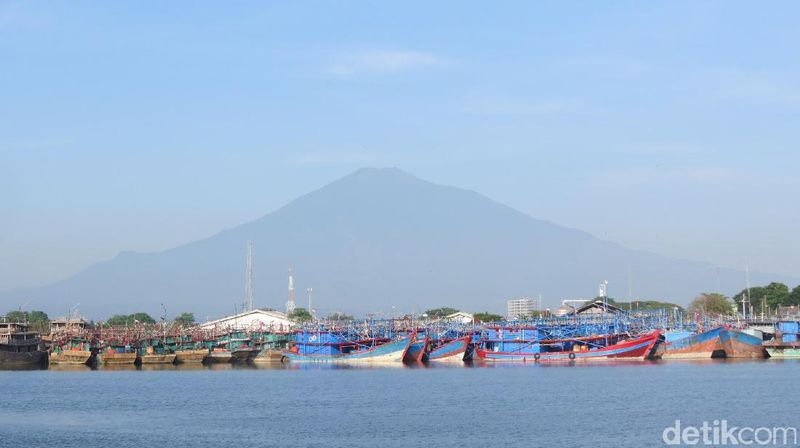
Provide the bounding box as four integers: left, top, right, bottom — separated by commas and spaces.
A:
2, 167, 794, 319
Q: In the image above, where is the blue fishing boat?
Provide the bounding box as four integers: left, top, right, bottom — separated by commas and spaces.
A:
283, 330, 414, 363
427, 336, 471, 362
476, 331, 660, 362
719, 328, 767, 358
404, 331, 429, 362
659, 326, 726, 359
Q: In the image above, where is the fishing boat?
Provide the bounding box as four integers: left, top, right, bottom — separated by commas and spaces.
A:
49, 338, 94, 365
476, 331, 661, 362
404, 333, 429, 362
658, 327, 726, 359
0, 322, 48, 369
283, 331, 414, 363
720, 328, 767, 358
427, 336, 471, 362
764, 321, 800, 358
97, 341, 138, 365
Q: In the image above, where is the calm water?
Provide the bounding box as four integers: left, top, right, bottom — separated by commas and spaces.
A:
1, 360, 797, 447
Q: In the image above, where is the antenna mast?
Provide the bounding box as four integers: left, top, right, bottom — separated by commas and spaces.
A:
286, 268, 296, 314
245, 241, 254, 312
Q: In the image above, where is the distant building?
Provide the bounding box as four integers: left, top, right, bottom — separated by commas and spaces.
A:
50, 317, 89, 333
198, 309, 294, 332
439, 311, 474, 324
507, 298, 537, 320
575, 300, 623, 315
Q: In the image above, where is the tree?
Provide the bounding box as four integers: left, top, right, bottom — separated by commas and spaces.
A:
4, 310, 49, 325
105, 313, 156, 326
174, 312, 195, 326
327, 312, 354, 321
424, 307, 459, 318
689, 293, 733, 315
473, 311, 503, 323
288, 307, 313, 322
791, 285, 800, 306
733, 282, 791, 311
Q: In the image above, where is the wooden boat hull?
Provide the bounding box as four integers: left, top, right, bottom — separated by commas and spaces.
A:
428, 336, 470, 362
206, 351, 233, 363
253, 348, 284, 363
404, 337, 429, 362
49, 350, 93, 365
720, 329, 767, 359
232, 348, 260, 363
283, 335, 413, 363
765, 346, 800, 358
140, 354, 177, 364
175, 349, 208, 364
0, 349, 47, 368
476, 332, 660, 362
660, 327, 726, 359
99, 352, 138, 365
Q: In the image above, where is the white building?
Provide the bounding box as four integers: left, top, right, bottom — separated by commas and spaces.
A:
507, 298, 537, 320
198, 309, 294, 332
440, 311, 474, 324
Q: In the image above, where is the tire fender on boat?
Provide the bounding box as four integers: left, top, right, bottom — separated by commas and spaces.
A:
568, 353, 576, 360
533, 353, 541, 361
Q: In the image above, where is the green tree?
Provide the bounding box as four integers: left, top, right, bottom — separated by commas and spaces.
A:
288, 307, 313, 322
473, 311, 503, 323
106, 313, 156, 326
327, 312, 354, 321
174, 312, 195, 326
689, 293, 733, 315
5, 310, 28, 322
791, 285, 800, 306
733, 282, 791, 311
424, 307, 459, 318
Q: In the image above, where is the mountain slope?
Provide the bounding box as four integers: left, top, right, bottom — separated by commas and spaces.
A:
1, 168, 792, 319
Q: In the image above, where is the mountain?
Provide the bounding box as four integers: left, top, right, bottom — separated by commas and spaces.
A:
1, 167, 794, 319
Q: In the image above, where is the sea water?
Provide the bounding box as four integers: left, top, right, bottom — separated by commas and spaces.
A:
1, 360, 796, 447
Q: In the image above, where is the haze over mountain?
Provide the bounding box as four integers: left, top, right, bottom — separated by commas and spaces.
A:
1, 168, 793, 320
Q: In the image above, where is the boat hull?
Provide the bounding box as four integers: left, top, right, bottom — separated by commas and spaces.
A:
765, 347, 800, 358
99, 352, 138, 365
720, 329, 767, 359
49, 350, 93, 365
232, 348, 261, 363
428, 336, 470, 362
253, 348, 284, 363
404, 337, 428, 362
206, 351, 233, 363
0, 349, 48, 368
175, 349, 208, 364
283, 336, 413, 363
140, 354, 177, 364
476, 332, 660, 362
661, 327, 726, 359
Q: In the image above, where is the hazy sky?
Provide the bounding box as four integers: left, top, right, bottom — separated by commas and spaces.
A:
1, 1, 798, 294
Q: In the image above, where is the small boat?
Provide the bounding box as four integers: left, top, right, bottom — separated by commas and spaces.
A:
0, 322, 48, 369
659, 327, 726, 359
719, 328, 767, 358
476, 331, 661, 362
283, 333, 414, 363
174, 349, 209, 364
404, 334, 429, 362
427, 336, 471, 362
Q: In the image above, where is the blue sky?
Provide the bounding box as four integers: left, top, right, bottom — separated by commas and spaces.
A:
1, 1, 798, 292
